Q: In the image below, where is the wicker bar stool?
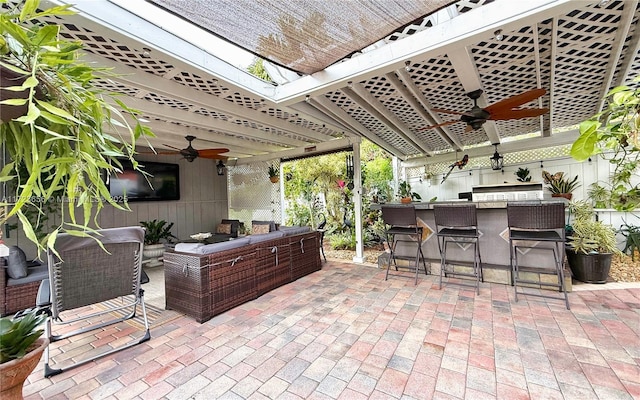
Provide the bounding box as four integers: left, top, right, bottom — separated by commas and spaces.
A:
433, 204, 483, 294
381, 205, 428, 285
506, 202, 570, 309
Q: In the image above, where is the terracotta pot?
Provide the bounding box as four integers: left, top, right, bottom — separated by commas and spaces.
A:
269, 176, 279, 183
552, 193, 572, 200
0, 338, 48, 400
400, 197, 412, 204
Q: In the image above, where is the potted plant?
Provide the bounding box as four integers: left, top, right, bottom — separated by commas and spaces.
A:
566, 201, 620, 283
620, 219, 640, 261
0, 0, 154, 256
0, 310, 47, 399
587, 182, 611, 209
268, 165, 279, 183
397, 180, 421, 204
140, 219, 177, 266
571, 76, 640, 211
515, 167, 532, 182
542, 171, 580, 200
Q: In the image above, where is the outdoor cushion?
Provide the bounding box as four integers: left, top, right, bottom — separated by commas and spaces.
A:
278, 226, 311, 236
194, 237, 250, 255
221, 219, 240, 237
252, 224, 270, 235
7, 264, 48, 286
6, 245, 28, 279
247, 230, 285, 244
252, 220, 276, 232
216, 224, 232, 234
175, 242, 204, 253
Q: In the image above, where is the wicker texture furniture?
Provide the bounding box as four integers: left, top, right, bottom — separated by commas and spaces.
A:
0, 257, 48, 316
381, 205, 428, 285
434, 204, 483, 294
164, 231, 322, 323
506, 202, 570, 309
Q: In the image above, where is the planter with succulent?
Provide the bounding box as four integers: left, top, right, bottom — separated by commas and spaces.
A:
566, 201, 621, 283
0, 0, 154, 257
268, 165, 279, 183
542, 171, 580, 200
515, 167, 532, 182
571, 76, 640, 211
0, 310, 47, 400
397, 180, 421, 204
140, 219, 177, 266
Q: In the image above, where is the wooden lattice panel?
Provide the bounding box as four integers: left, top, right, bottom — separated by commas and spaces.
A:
325, 91, 421, 155
362, 75, 449, 150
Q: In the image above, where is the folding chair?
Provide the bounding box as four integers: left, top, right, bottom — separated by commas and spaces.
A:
37, 226, 150, 377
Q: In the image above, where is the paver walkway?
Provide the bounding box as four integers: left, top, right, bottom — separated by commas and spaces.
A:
24, 260, 640, 399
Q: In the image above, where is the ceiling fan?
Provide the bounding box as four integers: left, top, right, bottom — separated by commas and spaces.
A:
420, 88, 549, 132
149, 135, 229, 162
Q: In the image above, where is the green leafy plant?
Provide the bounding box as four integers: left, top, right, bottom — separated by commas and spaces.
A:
542, 171, 580, 194
0, 310, 45, 364
397, 180, 421, 201
587, 182, 611, 209
567, 201, 620, 254
619, 219, 640, 260
268, 164, 279, 178
139, 219, 177, 245
0, 0, 154, 256
571, 76, 640, 211
515, 167, 532, 182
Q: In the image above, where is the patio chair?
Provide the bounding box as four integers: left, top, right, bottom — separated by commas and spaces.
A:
506, 202, 570, 309
381, 205, 428, 285
36, 226, 150, 377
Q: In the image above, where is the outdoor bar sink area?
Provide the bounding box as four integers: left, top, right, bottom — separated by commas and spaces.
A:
372, 183, 572, 290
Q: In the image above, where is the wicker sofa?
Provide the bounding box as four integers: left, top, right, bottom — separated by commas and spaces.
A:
164, 227, 321, 322
1, 251, 49, 316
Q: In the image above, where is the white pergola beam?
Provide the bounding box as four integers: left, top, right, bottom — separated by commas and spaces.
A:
233, 138, 360, 165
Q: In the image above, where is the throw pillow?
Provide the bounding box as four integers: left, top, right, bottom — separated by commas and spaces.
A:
252, 224, 270, 235
7, 246, 28, 279
216, 224, 232, 235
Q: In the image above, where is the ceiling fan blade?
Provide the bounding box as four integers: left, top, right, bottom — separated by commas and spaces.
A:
161, 144, 183, 151
418, 120, 460, 131
431, 108, 469, 116
489, 108, 549, 120
138, 150, 180, 155
198, 153, 229, 161
484, 88, 546, 114
197, 148, 229, 157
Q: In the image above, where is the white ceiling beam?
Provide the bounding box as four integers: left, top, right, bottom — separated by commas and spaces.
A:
614, 5, 640, 87
83, 54, 330, 143
234, 137, 360, 165
310, 97, 406, 159
549, 17, 559, 136
403, 129, 579, 168
285, 102, 355, 135
118, 96, 309, 148
343, 85, 433, 156
531, 23, 549, 137
273, 0, 580, 105
392, 69, 464, 150
597, 0, 638, 111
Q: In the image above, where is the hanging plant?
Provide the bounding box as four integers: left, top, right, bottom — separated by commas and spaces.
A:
571, 76, 640, 211
0, 0, 154, 255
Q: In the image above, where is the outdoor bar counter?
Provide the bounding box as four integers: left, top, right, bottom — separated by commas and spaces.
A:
371, 196, 572, 289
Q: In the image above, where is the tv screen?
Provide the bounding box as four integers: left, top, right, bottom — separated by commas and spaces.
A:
108, 160, 180, 202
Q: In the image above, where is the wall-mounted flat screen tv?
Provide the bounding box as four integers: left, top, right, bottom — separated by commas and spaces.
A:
108, 160, 180, 202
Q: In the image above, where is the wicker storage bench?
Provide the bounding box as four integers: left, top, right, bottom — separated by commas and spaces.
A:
164, 231, 321, 323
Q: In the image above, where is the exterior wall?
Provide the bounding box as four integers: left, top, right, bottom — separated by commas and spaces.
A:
4, 153, 228, 256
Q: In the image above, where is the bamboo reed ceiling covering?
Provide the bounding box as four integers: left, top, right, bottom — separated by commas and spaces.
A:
148, 0, 457, 75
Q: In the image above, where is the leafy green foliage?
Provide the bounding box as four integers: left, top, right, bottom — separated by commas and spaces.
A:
571, 76, 640, 211
567, 201, 620, 254
620, 218, 640, 260
0, 0, 155, 256
139, 219, 177, 245
515, 167, 531, 182
247, 58, 274, 83
397, 180, 421, 200
542, 171, 580, 194
0, 310, 45, 363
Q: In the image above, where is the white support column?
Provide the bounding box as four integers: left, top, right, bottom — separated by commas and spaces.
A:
352, 141, 365, 264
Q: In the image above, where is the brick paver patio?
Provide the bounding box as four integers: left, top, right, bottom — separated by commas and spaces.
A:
23, 260, 640, 399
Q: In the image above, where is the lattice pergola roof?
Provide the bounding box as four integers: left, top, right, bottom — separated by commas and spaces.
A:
14, 0, 639, 166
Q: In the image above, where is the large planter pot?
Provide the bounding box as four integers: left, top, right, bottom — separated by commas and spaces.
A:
566, 248, 612, 283
143, 243, 165, 267
0, 338, 48, 400
552, 193, 572, 200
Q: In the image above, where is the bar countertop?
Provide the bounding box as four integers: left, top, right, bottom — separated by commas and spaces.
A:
370, 199, 567, 210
